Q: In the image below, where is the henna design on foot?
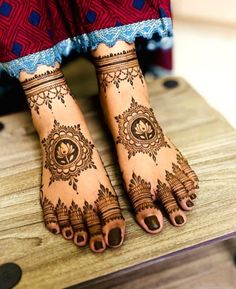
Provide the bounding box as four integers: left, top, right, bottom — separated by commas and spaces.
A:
41, 120, 96, 191
83, 201, 102, 237
176, 152, 199, 185
22, 68, 71, 114
69, 201, 86, 233
95, 184, 124, 225
55, 198, 70, 230
41, 197, 58, 226
115, 98, 169, 162
93, 48, 144, 94
165, 171, 188, 201
156, 180, 180, 215
128, 172, 155, 214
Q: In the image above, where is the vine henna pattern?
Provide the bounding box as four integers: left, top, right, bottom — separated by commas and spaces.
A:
22, 69, 71, 114
94, 48, 144, 94
115, 98, 170, 162
41, 120, 96, 191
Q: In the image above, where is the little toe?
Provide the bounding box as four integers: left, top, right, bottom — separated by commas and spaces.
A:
56, 198, 74, 240
166, 171, 194, 211
156, 180, 187, 227
83, 201, 106, 253
96, 185, 125, 248
128, 173, 163, 234
69, 201, 88, 247
41, 197, 60, 234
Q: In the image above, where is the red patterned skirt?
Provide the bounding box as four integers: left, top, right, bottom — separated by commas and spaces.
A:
0, 0, 172, 77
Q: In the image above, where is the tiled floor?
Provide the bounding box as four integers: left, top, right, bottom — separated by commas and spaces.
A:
173, 19, 236, 128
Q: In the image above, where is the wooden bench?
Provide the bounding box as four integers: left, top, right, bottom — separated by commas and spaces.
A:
0, 60, 236, 288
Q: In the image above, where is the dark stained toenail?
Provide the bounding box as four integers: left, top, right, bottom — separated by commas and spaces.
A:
190, 193, 197, 200
94, 241, 103, 250
108, 228, 122, 246
175, 215, 184, 224
65, 230, 72, 237
51, 229, 58, 234
77, 235, 84, 243
0, 263, 22, 289
186, 200, 194, 207
144, 216, 160, 231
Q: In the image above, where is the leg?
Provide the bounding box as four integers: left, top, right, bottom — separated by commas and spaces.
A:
19, 63, 125, 252
91, 41, 199, 233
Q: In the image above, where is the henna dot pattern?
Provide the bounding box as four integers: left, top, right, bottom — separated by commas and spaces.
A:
115, 98, 170, 162
41, 120, 96, 191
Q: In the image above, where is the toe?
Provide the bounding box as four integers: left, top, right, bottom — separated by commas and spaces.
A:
166, 171, 194, 211
41, 197, 60, 234
128, 173, 163, 234
176, 154, 199, 188
83, 201, 106, 253
56, 198, 74, 240
156, 180, 187, 227
69, 201, 88, 247
96, 184, 125, 248
172, 164, 196, 194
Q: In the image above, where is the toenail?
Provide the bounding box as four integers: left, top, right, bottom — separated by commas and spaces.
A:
175, 215, 184, 224
186, 200, 194, 207
94, 241, 103, 250
144, 215, 160, 231
190, 193, 197, 200
77, 235, 84, 243
108, 228, 122, 246
65, 230, 72, 237
51, 229, 58, 234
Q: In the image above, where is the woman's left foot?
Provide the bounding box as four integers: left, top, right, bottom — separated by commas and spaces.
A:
92, 41, 199, 234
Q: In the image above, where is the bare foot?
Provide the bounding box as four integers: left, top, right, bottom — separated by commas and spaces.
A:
92, 41, 199, 233
20, 65, 125, 252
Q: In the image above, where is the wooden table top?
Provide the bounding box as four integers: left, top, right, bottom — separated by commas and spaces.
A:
0, 71, 236, 288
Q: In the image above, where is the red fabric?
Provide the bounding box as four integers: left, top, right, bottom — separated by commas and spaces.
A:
0, 0, 171, 62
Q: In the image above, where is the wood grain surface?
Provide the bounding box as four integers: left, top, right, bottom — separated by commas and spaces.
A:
0, 60, 236, 289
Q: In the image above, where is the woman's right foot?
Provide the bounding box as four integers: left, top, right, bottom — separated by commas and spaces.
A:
20, 65, 125, 253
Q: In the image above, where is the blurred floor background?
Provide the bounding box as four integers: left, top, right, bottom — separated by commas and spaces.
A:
172, 0, 236, 128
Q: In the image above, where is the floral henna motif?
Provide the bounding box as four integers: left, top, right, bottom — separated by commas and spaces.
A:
96, 184, 124, 225
94, 48, 144, 94
83, 201, 102, 237
128, 172, 155, 214
22, 69, 71, 114
156, 180, 180, 215
41, 120, 96, 191
115, 98, 170, 162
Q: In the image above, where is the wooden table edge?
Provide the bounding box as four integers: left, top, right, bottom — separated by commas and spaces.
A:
68, 231, 236, 289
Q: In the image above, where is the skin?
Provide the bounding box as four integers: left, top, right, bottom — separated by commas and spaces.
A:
19, 40, 199, 253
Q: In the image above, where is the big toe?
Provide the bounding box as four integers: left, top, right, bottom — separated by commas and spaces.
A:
96, 184, 126, 248
128, 172, 163, 234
